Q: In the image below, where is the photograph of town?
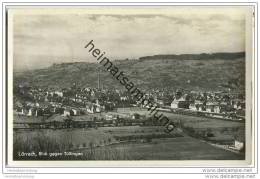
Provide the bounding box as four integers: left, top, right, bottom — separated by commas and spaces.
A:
10, 7, 250, 161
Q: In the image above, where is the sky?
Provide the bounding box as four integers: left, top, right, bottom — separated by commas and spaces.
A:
11, 7, 248, 71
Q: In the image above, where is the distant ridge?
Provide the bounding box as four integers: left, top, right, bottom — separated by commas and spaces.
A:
14, 52, 245, 91
139, 52, 245, 61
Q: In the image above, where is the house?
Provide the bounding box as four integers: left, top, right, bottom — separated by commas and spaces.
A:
63, 109, 71, 116
194, 100, 204, 111
213, 105, 220, 113
105, 114, 115, 121
27, 108, 38, 117
231, 130, 245, 151
36, 108, 44, 116
86, 104, 96, 114
55, 91, 63, 97
237, 101, 246, 110
50, 107, 57, 113
95, 105, 101, 113
156, 99, 164, 107
189, 103, 197, 111
43, 108, 52, 116
206, 102, 220, 113
16, 107, 24, 115
171, 97, 190, 109
120, 96, 127, 101
131, 113, 141, 120
85, 100, 104, 113
220, 104, 234, 113
71, 108, 81, 116
27, 108, 33, 116
234, 139, 244, 151
198, 105, 205, 111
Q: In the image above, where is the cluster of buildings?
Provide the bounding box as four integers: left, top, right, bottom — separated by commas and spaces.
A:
13, 84, 134, 118
170, 90, 245, 117
13, 84, 246, 152
13, 84, 245, 120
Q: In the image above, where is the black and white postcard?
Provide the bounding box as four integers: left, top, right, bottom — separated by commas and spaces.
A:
5, 5, 255, 168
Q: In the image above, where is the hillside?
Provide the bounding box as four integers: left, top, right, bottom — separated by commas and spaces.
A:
13, 53, 245, 91
139, 52, 245, 61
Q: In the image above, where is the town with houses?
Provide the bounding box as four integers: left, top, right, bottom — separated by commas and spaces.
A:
13, 82, 246, 156
14, 83, 245, 121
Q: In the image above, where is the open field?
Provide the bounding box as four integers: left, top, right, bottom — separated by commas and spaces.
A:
14, 128, 116, 151
116, 107, 245, 144
13, 124, 244, 160
83, 136, 244, 160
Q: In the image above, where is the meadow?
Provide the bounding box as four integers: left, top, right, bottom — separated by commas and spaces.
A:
88, 137, 244, 160
13, 124, 244, 160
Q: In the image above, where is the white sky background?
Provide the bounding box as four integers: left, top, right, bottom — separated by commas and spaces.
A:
12, 7, 247, 71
